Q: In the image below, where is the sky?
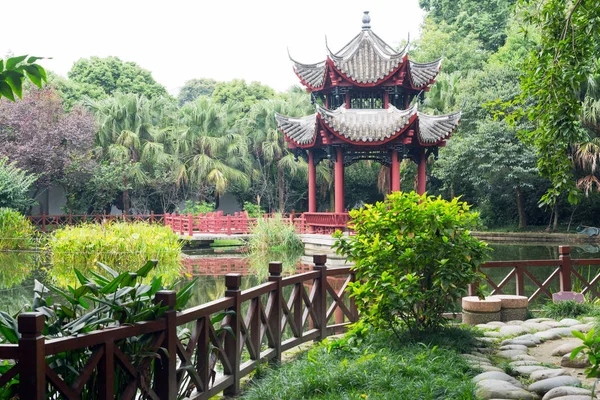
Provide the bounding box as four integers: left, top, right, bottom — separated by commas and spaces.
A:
4, 0, 424, 95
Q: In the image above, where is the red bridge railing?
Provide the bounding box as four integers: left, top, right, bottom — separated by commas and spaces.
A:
0, 255, 357, 399
469, 245, 600, 302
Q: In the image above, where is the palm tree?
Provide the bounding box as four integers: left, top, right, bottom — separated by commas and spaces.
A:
177, 97, 251, 203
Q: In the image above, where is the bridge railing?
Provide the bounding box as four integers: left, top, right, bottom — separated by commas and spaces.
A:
28, 212, 165, 232
2, 255, 357, 399
469, 245, 600, 302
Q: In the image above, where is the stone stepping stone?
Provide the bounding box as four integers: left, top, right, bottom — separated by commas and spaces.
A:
499, 325, 531, 336
513, 365, 547, 377
570, 324, 593, 333
542, 386, 594, 400
488, 321, 507, 327
536, 331, 563, 340
500, 344, 529, 352
478, 337, 501, 344
485, 331, 506, 338
528, 376, 581, 395
509, 360, 544, 367
475, 379, 539, 400
543, 320, 564, 328
480, 364, 507, 372
548, 396, 599, 400
462, 354, 491, 363
506, 320, 525, 325
497, 349, 529, 358
559, 319, 581, 327
522, 322, 551, 332
546, 328, 575, 337
510, 354, 539, 362
501, 339, 538, 347
526, 318, 555, 323
560, 353, 590, 368
513, 334, 543, 344
551, 341, 583, 356
582, 317, 595, 323
472, 371, 524, 388
529, 368, 568, 382
477, 323, 500, 330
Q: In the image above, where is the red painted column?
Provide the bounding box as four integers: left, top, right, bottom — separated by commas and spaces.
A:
308, 150, 317, 212
345, 92, 350, 109
383, 92, 389, 109
391, 150, 400, 192
417, 148, 427, 195
335, 147, 344, 213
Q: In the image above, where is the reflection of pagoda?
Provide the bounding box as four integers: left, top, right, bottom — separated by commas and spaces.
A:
276, 12, 460, 213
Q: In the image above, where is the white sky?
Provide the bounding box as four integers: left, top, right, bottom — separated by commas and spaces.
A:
4, 0, 424, 94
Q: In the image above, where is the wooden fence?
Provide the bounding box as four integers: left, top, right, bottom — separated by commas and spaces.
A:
27, 212, 165, 232
469, 246, 600, 302
1, 255, 357, 399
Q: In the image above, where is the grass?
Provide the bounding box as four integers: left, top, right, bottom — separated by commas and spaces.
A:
211, 239, 245, 247
540, 300, 594, 319
241, 327, 481, 400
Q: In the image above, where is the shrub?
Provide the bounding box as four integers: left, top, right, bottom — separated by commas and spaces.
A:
243, 201, 265, 218
0, 157, 38, 213
541, 300, 592, 319
47, 221, 182, 286
334, 191, 489, 336
182, 200, 215, 214
0, 208, 36, 250
248, 214, 303, 276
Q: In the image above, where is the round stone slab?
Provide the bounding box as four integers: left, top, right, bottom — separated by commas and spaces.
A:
551, 341, 583, 357
541, 386, 592, 400
472, 371, 524, 388
529, 368, 568, 382
475, 379, 539, 400
528, 376, 581, 395
490, 294, 528, 309
462, 296, 502, 312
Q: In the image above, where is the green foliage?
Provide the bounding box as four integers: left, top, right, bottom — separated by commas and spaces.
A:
248, 214, 303, 276
242, 201, 265, 218
0, 55, 47, 101
541, 300, 592, 320
0, 208, 36, 250
0, 261, 196, 399
0, 252, 35, 289
69, 56, 169, 99
334, 192, 489, 335
212, 79, 275, 116
571, 329, 600, 388
242, 330, 477, 399
178, 78, 217, 106
182, 200, 215, 215
47, 222, 182, 287
0, 157, 38, 213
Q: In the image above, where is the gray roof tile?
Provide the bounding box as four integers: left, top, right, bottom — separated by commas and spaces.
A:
274, 112, 318, 145
409, 59, 442, 87
417, 111, 461, 144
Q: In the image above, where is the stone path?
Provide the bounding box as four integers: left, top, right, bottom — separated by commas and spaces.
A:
466, 317, 599, 399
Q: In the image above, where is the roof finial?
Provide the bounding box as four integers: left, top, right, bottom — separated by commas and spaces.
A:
362, 11, 371, 30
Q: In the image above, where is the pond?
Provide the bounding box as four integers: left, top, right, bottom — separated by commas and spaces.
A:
1, 241, 599, 314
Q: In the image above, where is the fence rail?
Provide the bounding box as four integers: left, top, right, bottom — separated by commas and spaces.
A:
469, 246, 600, 302
27, 212, 165, 232
0, 255, 357, 399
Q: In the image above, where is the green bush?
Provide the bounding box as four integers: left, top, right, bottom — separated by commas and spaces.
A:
541, 300, 592, 319
0, 157, 38, 213
0, 208, 36, 250
334, 191, 489, 335
248, 214, 303, 276
47, 221, 182, 286
182, 200, 215, 214
243, 201, 265, 218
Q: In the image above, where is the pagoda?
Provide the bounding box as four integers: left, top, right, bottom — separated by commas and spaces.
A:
276, 11, 460, 213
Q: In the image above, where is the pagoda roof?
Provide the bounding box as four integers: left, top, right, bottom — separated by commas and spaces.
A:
275, 104, 460, 147
289, 12, 441, 90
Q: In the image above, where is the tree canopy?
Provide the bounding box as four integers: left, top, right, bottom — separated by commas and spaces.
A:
178, 78, 217, 106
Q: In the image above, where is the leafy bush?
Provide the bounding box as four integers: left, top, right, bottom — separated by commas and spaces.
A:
248, 214, 303, 276
0, 261, 197, 399
0, 208, 36, 250
541, 300, 592, 319
47, 221, 182, 286
182, 200, 215, 214
0, 158, 38, 213
243, 201, 265, 218
334, 191, 489, 335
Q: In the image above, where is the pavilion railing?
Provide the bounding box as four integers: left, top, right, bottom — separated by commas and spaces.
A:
1, 255, 358, 399
468, 246, 600, 302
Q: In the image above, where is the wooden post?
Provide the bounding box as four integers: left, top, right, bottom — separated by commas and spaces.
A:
18, 313, 46, 400
68, 211, 73, 226
187, 213, 193, 236
268, 262, 283, 363
98, 341, 114, 399
313, 255, 328, 340
227, 215, 232, 235
224, 274, 242, 396
468, 281, 479, 297
150, 211, 155, 224
41, 212, 46, 232
516, 266, 525, 296
153, 291, 177, 399
559, 246, 572, 292
308, 150, 317, 213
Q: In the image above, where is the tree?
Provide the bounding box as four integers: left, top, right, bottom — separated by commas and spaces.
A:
212, 79, 275, 117
0, 157, 38, 212
178, 78, 217, 106
0, 55, 47, 101
69, 56, 169, 99
0, 87, 96, 189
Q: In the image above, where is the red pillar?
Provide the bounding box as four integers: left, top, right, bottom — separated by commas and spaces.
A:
390, 150, 400, 192
383, 92, 389, 109
345, 92, 350, 109
308, 150, 317, 213
417, 148, 427, 195
335, 147, 344, 213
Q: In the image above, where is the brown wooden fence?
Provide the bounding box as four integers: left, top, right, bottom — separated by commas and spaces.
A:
1, 255, 357, 399
469, 246, 600, 302
27, 212, 165, 232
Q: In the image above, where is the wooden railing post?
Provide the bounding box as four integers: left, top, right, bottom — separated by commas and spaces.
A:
150, 211, 155, 224
224, 274, 242, 396
41, 212, 46, 232
153, 291, 177, 399
268, 262, 283, 363
516, 266, 525, 296
313, 254, 328, 340
187, 213, 194, 236
468, 280, 479, 297
18, 313, 46, 400
559, 246, 572, 292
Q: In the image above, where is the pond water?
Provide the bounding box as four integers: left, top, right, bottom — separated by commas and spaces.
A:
1, 241, 599, 313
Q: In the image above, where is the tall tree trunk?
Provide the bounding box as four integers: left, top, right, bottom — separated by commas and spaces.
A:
553, 204, 559, 231
277, 166, 284, 212
515, 186, 527, 228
